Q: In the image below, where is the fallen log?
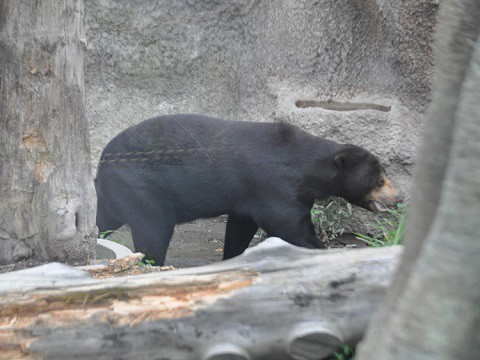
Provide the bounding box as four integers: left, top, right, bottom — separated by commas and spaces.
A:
0, 238, 401, 360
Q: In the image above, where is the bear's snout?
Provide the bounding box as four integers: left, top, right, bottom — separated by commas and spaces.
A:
396, 192, 406, 204
367, 177, 404, 212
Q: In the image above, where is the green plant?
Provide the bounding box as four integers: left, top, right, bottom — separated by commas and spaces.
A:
138, 258, 156, 267
355, 203, 408, 247
311, 197, 353, 240
329, 345, 355, 360
98, 230, 113, 239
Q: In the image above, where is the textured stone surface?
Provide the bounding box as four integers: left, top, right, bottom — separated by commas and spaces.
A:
85, 0, 438, 233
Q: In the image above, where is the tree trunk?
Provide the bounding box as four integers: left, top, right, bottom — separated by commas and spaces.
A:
356, 1, 480, 359
0, 0, 96, 265
0, 239, 401, 360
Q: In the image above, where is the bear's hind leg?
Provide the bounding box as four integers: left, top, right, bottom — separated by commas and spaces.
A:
223, 214, 259, 260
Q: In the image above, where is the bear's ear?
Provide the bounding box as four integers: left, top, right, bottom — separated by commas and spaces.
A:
333, 146, 368, 170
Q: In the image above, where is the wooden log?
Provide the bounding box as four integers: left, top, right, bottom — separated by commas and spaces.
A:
0, 238, 401, 360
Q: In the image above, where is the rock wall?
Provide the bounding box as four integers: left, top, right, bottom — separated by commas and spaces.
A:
85, 0, 438, 232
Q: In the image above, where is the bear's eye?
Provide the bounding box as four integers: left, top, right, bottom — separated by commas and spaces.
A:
377, 179, 385, 187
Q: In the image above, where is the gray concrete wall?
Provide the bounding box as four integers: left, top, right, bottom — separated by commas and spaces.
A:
85, 0, 438, 231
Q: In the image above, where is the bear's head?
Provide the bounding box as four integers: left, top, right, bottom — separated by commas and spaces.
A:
333, 145, 405, 212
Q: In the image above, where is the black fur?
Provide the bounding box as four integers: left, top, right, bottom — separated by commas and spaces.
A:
95, 114, 386, 264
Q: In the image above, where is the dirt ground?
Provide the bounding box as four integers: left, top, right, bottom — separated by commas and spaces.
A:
110, 216, 367, 268
111, 215, 263, 268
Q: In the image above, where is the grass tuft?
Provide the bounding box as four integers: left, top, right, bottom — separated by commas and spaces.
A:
330, 345, 355, 360
355, 203, 408, 247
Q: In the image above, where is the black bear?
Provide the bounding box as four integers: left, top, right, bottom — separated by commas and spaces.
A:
95, 114, 404, 264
